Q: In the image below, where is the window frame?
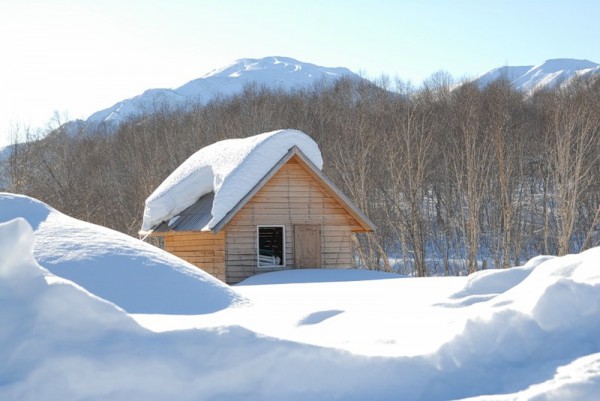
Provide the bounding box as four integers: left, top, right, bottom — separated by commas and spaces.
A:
256, 225, 286, 269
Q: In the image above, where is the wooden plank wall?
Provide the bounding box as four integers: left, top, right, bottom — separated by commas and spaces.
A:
163, 231, 226, 282
225, 157, 359, 284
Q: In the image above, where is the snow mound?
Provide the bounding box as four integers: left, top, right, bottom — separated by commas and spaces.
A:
428, 248, 600, 399
0, 193, 244, 314
444, 255, 555, 306
141, 129, 323, 233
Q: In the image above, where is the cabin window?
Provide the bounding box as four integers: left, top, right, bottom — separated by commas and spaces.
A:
257, 225, 285, 268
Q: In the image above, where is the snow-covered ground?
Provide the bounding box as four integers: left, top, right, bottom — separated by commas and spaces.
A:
2, 193, 600, 400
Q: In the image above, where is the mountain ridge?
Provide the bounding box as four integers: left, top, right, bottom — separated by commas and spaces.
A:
84, 56, 358, 126
474, 58, 600, 93
53, 56, 600, 138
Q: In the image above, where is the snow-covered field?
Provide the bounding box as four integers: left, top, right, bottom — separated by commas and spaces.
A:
2, 193, 600, 400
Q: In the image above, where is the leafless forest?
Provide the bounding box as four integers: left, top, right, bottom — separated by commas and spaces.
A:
3, 74, 600, 276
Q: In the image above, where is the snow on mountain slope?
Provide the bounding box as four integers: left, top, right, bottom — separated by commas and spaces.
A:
0, 193, 244, 314
474, 64, 533, 88
67, 57, 600, 131
475, 58, 600, 93
86, 88, 186, 125
86, 56, 358, 126
0, 144, 10, 160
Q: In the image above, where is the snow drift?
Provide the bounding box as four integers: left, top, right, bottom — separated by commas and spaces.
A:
141, 129, 323, 233
0, 217, 420, 401
0, 193, 244, 314
2, 196, 600, 399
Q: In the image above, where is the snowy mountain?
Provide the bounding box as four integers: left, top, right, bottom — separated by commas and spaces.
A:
474, 58, 600, 93
85, 56, 358, 126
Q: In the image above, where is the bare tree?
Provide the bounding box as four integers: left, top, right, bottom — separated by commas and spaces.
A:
541, 79, 600, 255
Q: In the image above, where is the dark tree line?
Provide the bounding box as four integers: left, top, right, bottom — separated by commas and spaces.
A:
2, 74, 600, 276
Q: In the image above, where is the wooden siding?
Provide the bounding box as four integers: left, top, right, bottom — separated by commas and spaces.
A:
163, 231, 226, 282
225, 157, 358, 283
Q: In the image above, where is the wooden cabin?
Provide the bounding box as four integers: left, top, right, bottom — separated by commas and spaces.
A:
148, 145, 375, 284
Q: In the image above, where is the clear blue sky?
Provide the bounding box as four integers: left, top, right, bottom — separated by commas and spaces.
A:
1, 0, 599, 147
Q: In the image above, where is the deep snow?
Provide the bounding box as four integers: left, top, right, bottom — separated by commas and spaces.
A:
141, 129, 323, 233
0, 193, 243, 314
2, 194, 600, 400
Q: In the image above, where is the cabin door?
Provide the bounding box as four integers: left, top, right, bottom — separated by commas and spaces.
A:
294, 224, 321, 268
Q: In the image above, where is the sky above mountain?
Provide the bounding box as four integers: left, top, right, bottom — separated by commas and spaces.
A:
1, 0, 600, 147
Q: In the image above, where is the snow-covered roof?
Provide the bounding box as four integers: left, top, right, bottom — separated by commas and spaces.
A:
141, 129, 323, 234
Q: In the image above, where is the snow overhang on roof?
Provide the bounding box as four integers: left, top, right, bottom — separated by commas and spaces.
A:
140, 129, 324, 235
153, 192, 214, 233
147, 145, 376, 236
211, 146, 376, 233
